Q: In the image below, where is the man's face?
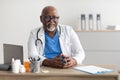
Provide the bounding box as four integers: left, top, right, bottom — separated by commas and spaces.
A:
40, 9, 59, 32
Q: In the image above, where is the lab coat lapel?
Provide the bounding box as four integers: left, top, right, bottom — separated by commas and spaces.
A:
58, 26, 66, 55
38, 27, 45, 49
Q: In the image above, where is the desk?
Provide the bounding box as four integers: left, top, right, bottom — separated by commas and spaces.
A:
0, 65, 118, 80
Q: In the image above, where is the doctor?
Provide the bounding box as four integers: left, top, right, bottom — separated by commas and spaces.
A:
28, 6, 85, 68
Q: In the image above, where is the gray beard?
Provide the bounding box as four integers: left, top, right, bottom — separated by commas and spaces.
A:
46, 25, 56, 32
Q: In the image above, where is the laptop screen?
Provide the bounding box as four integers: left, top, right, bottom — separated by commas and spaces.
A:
3, 44, 23, 64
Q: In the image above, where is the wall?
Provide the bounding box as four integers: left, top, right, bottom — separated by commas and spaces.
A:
0, 0, 120, 63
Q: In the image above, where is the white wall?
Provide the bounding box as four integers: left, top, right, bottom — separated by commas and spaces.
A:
0, 0, 120, 63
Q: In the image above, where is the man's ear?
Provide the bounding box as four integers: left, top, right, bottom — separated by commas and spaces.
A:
40, 16, 43, 22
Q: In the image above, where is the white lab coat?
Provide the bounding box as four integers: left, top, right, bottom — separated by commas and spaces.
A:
28, 24, 85, 65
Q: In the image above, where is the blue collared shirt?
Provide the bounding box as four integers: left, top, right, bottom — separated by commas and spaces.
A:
43, 30, 62, 59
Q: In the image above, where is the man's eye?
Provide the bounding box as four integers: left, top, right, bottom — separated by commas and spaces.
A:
53, 16, 59, 20
44, 16, 50, 21
44, 16, 50, 19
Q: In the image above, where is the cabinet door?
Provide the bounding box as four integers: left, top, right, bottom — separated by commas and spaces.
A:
76, 31, 120, 69
76, 31, 120, 51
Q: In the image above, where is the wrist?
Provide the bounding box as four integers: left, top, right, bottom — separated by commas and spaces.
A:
42, 59, 52, 66
72, 58, 77, 65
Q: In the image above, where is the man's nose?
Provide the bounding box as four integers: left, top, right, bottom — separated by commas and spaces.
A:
49, 18, 55, 23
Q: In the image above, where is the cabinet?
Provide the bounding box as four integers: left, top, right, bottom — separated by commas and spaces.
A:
76, 30, 120, 70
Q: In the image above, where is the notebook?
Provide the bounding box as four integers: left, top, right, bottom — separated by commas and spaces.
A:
3, 43, 23, 64
73, 65, 113, 74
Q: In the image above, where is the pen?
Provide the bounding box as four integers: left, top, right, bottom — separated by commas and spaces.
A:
37, 56, 40, 61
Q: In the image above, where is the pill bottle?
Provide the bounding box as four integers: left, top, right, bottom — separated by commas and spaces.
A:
24, 59, 30, 72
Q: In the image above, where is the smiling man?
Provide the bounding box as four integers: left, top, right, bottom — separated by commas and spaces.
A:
28, 6, 85, 68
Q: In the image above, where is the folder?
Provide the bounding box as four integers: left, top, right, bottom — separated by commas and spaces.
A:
73, 65, 113, 74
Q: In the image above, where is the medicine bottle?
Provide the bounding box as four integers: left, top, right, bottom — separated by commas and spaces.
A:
81, 14, 86, 30
96, 14, 101, 30
24, 59, 30, 72
89, 14, 94, 30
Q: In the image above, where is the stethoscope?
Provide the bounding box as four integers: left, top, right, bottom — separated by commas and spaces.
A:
35, 25, 61, 46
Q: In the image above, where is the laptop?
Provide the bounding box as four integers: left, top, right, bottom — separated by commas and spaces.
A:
3, 43, 23, 64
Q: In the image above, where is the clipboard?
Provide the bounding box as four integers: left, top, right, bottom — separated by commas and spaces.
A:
73, 65, 113, 74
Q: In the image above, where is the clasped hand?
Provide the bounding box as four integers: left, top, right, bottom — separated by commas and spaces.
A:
42, 54, 77, 68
